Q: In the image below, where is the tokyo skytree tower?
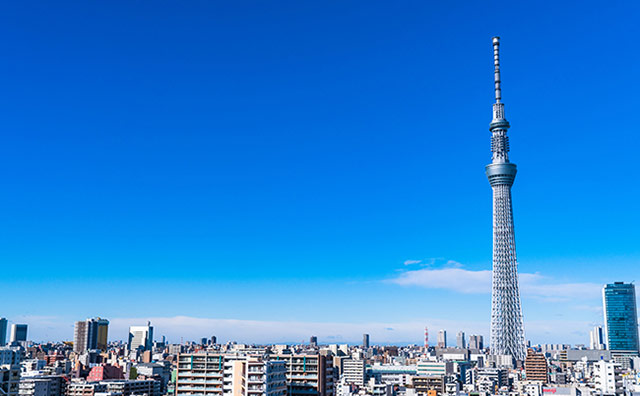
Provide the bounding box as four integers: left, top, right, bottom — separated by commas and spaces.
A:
485, 37, 526, 360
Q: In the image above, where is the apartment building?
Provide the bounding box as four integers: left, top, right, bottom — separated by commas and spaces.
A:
341, 359, 364, 386
269, 354, 335, 396
176, 353, 286, 396
18, 376, 66, 396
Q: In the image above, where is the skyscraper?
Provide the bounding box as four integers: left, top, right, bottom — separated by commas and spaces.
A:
469, 335, 484, 350
456, 331, 466, 349
486, 37, 526, 360
74, 318, 110, 353
74, 321, 89, 353
437, 330, 447, 348
603, 282, 639, 353
362, 334, 370, 348
129, 322, 154, 351
590, 326, 606, 350
0, 318, 7, 346
9, 324, 27, 344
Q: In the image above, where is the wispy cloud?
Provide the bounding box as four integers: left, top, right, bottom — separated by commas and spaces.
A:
388, 263, 601, 301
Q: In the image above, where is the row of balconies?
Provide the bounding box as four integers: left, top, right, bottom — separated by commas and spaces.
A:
178, 372, 223, 377
176, 386, 223, 391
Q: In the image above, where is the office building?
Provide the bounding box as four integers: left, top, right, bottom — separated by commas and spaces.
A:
416, 361, 453, 377
603, 282, 639, 353
589, 326, 606, 350
437, 330, 446, 348
0, 319, 6, 347
524, 349, 548, 383
362, 334, 370, 349
486, 37, 526, 360
9, 325, 27, 344
74, 318, 109, 353
468, 335, 484, 350
456, 331, 466, 349
310, 336, 318, 347
129, 322, 154, 351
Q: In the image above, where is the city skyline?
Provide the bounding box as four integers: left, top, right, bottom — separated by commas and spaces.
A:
1, 1, 640, 346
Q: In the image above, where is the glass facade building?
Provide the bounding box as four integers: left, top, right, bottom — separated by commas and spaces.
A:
603, 282, 639, 352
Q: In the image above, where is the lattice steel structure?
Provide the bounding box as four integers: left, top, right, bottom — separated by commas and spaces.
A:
486, 37, 526, 360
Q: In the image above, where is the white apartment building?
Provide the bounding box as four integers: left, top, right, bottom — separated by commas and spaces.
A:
593, 361, 622, 395
176, 353, 286, 396
341, 359, 364, 386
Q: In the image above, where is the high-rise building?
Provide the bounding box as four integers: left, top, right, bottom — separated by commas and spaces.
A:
456, 331, 466, 349
270, 353, 335, 396
74, 318, 110, 353
9, 325, 27, 344
94, 318, 109, 351
362, 334, 370, 348
437, 330, 446, 348
524, 349, 548, 383
175, 354, 286, 396
0, 319, 7, 346
74, 321, 88, 353
310, 336, 318, 347
590, 326, 606, 350
468, 335, 484, 350
129, 322, 154, 351
486, 37, 526, 360
603, 282, 639, 353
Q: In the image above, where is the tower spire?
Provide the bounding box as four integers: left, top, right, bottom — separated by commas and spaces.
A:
493, 36, 501, 103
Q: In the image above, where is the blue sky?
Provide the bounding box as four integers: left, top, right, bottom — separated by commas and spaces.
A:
1, 1, 639, 345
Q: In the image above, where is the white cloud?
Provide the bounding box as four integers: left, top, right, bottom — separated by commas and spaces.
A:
390, 267, 492, 293
388, 265, 601, 301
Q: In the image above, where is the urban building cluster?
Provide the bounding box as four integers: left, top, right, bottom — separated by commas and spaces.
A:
0, 282, 639, 396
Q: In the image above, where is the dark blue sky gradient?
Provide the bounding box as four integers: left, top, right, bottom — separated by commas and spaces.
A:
0, 1, 639, 343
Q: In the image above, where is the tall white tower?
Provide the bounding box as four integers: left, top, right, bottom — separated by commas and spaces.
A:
486, 37, 526, 360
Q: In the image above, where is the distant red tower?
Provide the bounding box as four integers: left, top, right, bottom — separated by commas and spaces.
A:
424, 327, 429, 348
